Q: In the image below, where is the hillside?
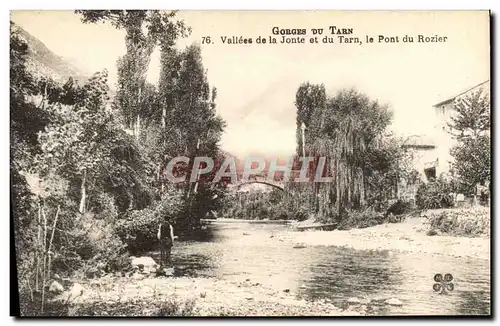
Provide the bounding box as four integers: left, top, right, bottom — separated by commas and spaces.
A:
12, 23, 90, 84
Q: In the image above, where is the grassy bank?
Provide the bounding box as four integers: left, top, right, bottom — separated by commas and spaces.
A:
424, 207, 490, 238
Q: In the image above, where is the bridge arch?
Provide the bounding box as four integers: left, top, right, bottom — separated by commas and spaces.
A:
236, 180, 285, 191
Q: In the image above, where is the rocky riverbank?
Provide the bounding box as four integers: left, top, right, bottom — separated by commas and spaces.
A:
48, 274, 368, 316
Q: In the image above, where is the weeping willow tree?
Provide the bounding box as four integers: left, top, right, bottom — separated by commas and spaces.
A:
295, 85, 393, 222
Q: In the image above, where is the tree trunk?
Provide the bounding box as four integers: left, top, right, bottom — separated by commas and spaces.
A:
135, 115, 141, 140
35, 202, 41, 291
41, 205, 48, 313
135, 85, 142, 140
162, 107, 166, 129
79, 170, 87, 214
46, 206, 60, 281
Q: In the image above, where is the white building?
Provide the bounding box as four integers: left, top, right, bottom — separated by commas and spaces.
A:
401, 134, 435, 175
397, 80, 490, 201
430, 80, 490, 178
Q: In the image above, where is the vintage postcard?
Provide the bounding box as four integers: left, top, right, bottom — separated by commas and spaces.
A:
10, 10, 491, 317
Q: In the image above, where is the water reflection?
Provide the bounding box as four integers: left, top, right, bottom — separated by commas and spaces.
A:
182, 225, 218, 242
298, 247, 403, 306
148, 221, 490, 316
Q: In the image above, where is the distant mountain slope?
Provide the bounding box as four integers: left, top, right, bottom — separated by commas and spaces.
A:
12, 23, 90, 84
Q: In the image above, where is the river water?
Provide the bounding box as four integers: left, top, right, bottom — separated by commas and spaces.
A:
153, 221, 490, 316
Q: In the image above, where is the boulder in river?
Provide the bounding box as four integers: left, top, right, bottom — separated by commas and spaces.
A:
164, 267, 175, 276
48, 280, 64, 294
385, 298, 403, 306
347, 297, 361, 304
155, 266, 175, 277
360, 298, 372, 305
66, 283, 85, 302
131, 256, 158, 274
132, 273, 145, 280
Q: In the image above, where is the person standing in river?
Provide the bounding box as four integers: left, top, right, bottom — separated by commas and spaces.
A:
158, 218, 176, 268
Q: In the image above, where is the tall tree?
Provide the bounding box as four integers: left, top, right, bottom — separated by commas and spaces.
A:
76, 10, 190, 139
158, 44, 225, 179
11, 22, 43, 257
34, 71, 112, 213
294, 83, 327, 158
295, 86, 393, 221
449, 90, 491, 195
157, 44, 226, 230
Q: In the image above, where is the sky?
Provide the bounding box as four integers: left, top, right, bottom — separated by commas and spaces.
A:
11, 10, 490, 158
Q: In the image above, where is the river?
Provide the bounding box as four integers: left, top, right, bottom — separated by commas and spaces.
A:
151, 221, 490, 316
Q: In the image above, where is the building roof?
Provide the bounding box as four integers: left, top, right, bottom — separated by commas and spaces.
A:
433, 80, 490, 108
401, 135, 436, 149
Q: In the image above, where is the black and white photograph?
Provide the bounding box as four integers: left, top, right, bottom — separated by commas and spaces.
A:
10, 10, 491, 317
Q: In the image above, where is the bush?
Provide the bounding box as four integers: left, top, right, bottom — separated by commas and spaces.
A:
427, 207, 490, 238
291, 205, 309, 221
91, 192, 119, 221
416, 178, 454, 210
156, 298, 197, 316
221, 190, 310, 221
115, 190, 183, 254
426, 229, 438, 236
115, 208, 157, 254
56, 213, 130, 278
222, 197, 308, 221
386, 199, 413, 216
337, 208, 385, 230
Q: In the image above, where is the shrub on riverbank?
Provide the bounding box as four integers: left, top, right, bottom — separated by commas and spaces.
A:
336, 208, 386, 230
67, 214, 130, 279
223, 202, 290, 220
326, 201, 417, 231
386, 199, 414, 216
115, 208, 158, 254
221, 191, 309, 221
426, 207, 490, 238
416, 178, 454, 210
223, 202, 308, 221
115, 191, 183, 254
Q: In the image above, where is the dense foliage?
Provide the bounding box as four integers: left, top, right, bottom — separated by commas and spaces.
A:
11, 10, 227, 312
221, 189, 309, 221
448, 90, 491, 196
221, 84, 417, 224
426, 207, 490, 238
415, 177, 454, 210
293, 83, 415, 223
115, 189, 183, 254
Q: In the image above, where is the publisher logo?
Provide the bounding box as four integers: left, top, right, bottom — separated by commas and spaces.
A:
433, 273, 454, 293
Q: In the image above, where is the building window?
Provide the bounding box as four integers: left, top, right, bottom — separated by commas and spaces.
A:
424, 167, 436, 182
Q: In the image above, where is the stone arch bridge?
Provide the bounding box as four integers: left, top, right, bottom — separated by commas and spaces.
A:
229, 176, 286, 192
